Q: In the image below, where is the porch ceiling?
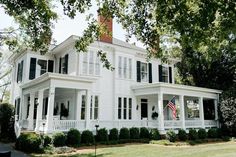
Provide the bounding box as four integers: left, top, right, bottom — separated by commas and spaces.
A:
131, 83, 222, 99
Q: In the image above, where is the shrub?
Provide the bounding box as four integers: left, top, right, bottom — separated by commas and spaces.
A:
208, 128, 218, 138
119, 128, 130, 139
109, 128, 118, 141
52, 132, 66, 147
81, 130, 94, 145
15, 133, 42, 153
149, 128, 160, 140
178, 129, 187, 141
43, 135, 52, 147
97, 128, 108, 142
166, 130, 177, 142
188, 129, 198, 140
140, 127, 149, 139
198, 128, 207, 139
66, 128, 81, 146
130, 127, 140, 139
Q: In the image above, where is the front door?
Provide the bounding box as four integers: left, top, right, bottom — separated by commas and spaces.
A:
141, 99, 148, 120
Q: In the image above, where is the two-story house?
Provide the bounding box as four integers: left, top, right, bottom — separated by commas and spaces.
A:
9, 17, 221, 134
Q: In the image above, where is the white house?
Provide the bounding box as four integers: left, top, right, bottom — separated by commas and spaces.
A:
9, 17, 221, 134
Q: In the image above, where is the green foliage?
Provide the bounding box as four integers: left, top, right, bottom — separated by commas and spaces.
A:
149, 129, 160, 140
66, 128, 81, 146
0, 103, 15, 141
119, 128, 130, 140
188, 129, 198, 141
208, 128, 218, 138
129, 127, 140, 139
198, 129, 207, 139
81, 130, 94, 145
97, 128, 108, 142
166, 130, 177, 142
43, 135, 52, 147
52, 132, 67, 147
140, 127, 150, 139
109, 128, 118, 141
15, 133, 42, 153
178, 129, 187, 141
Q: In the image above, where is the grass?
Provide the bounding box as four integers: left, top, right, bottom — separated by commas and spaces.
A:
35, 141, 236, 157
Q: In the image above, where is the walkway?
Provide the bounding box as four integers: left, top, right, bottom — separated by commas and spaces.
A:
0, 142, 28, 157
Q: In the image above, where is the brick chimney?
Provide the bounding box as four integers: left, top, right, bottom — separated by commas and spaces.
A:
98, 14, 113, 43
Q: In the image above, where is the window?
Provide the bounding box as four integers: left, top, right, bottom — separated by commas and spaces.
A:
118, 56, 122, 78
82, 53, 88, 74
17, 60, 24, 83
90, 96, 93, 119
29, 58, 36, 80
94, 96, 99, 119
118, 97, 122, 119
37, 60, 47, 75
128, 98, 132, 120
95, 55, 100, 75
128, 59, 132, 79
159, 65, 172, 83
185, 98, 200, 119
141, 62, 148, 82
123, 98, 127, 119
89, 51, 94, 75
118, 56, 132, 79
123, 57, 127, 78
82, 51, 100, 75
162, 66, 169, 83
81, 95, 86, 120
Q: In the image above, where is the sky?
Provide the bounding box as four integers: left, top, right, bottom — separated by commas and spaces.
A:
0, 2, 143, 48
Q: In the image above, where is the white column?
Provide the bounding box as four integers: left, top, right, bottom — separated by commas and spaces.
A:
76, 90, 81, 120
199, 97, 205, 128
85, 89, 91, 129
27, 92, 35, 130
158, 92, 164, 131
179, 95, 186, 130
214, 99, 219, 127
45, 87, 55, 133
35, 89, 44, 132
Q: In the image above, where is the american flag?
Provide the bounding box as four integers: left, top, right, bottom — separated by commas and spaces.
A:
167, 96, 177, 120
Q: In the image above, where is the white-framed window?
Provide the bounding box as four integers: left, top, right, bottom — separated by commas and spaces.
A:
118, 97, 132, 120
118, 97, 122, 119
94, 96, 99, 119
123, 97, 127, 119
82, 53, 88, 74
89, 51, 94, 75
128, 58, 132, 79
81, 95, 86, 120
90, 96, 93, 119
128, 98, 132, 120
117, 56, 132, 79
141, 62, 148, 82
162, 66, 169, 83
85, 95, 99, 120
118, 56, 122, 78
95, 54, 100, 75
37, 59, 47, 75
82, 51, 100, 76
123, 57, 127, 79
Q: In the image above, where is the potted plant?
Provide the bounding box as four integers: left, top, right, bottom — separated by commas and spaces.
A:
151, 112, 159, 120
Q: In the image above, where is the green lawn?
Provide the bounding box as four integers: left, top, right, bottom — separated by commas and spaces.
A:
55, 141, 236, 157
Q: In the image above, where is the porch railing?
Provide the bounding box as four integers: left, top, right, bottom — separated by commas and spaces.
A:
185, 120, 202, 128
164, 120, 182, 129
53, 120, 86, 131
204, 120, 217, 128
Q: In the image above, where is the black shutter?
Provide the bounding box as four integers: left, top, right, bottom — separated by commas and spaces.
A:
48, 60, 54, 72
159, 65, 163, 82
169, 66, 172, 83
20, 60, 24, 82
136, 61, 141, 82
59, 57, 62, 73
29, 58, 36, 80
148, 63, 152, 83
64, 54, 68, 74
45, 97, 48, 115
17, 63, 20, 82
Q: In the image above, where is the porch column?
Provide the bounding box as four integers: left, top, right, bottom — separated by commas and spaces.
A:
35, 89, 44, 132
85, 89, 91, 129
214, 99, 219, 127
27, 92, 35, 130
179, 95, 186, 130
45, 87, 55, 133
199, 97, 205, 128
158, 92, 164, 131
75, 90, 81, 120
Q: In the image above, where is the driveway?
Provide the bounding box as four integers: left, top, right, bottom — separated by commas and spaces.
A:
0, 142, 28, 157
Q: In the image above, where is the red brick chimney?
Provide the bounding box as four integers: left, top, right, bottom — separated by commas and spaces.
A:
98, 14, 113, 43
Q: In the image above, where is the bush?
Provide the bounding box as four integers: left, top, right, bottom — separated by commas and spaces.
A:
119, 128, 130, 139
52, 132, 66, 147
43, 135, 52, 147
66, 128, 81, 146
81, 130, 94, 145
188, 129, 198, 140
109, 128, 118, 141
15, 133, 42, 153
130, 127, 140, 139
140, 127, 149, 139
149, 128, 160, 140
0, 103, 15, 141
97, 128, 108, 142
198, 128, 207, 139
166, 130, 177, 142
178, 129, 187, 141
208, 128, 218, 138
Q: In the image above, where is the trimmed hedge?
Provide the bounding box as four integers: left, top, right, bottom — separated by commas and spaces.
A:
109, 128, 118, 141
140, 127, 150, 139
66, 128, 81, 146
178, 129, 187, 141
97, 128, 108, 142
149, 129, 160, 140
43, 135, 52, 147
119, 128, 130, 139
189, 129, 198, 140
15, 133, 42, 153
208, 128, 218, 138
52, 132, 67, 147
198, 128, 207, 139
81, 130, 94, 145
130, 127, 140, 139
166, 130, 177, 142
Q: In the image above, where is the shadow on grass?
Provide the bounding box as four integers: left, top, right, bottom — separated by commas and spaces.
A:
58, 152, 112, 157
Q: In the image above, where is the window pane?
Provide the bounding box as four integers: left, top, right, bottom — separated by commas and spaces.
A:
95, 54, 100, 75
38, 60, 47, 75
162, 66, 169, 83
81, 95, 86, 120
94, 96, 99, 119
128, 58, 132, 79
82, 53, 88, 74
123, 57, 127, 78
123, 98, 127, 119
90, 96, 93, 119
129, 98, 132, 119
141, 63, 148, 82
89, 51, 94, 75
118, 56, 122, 78
118, 97, 122, 119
